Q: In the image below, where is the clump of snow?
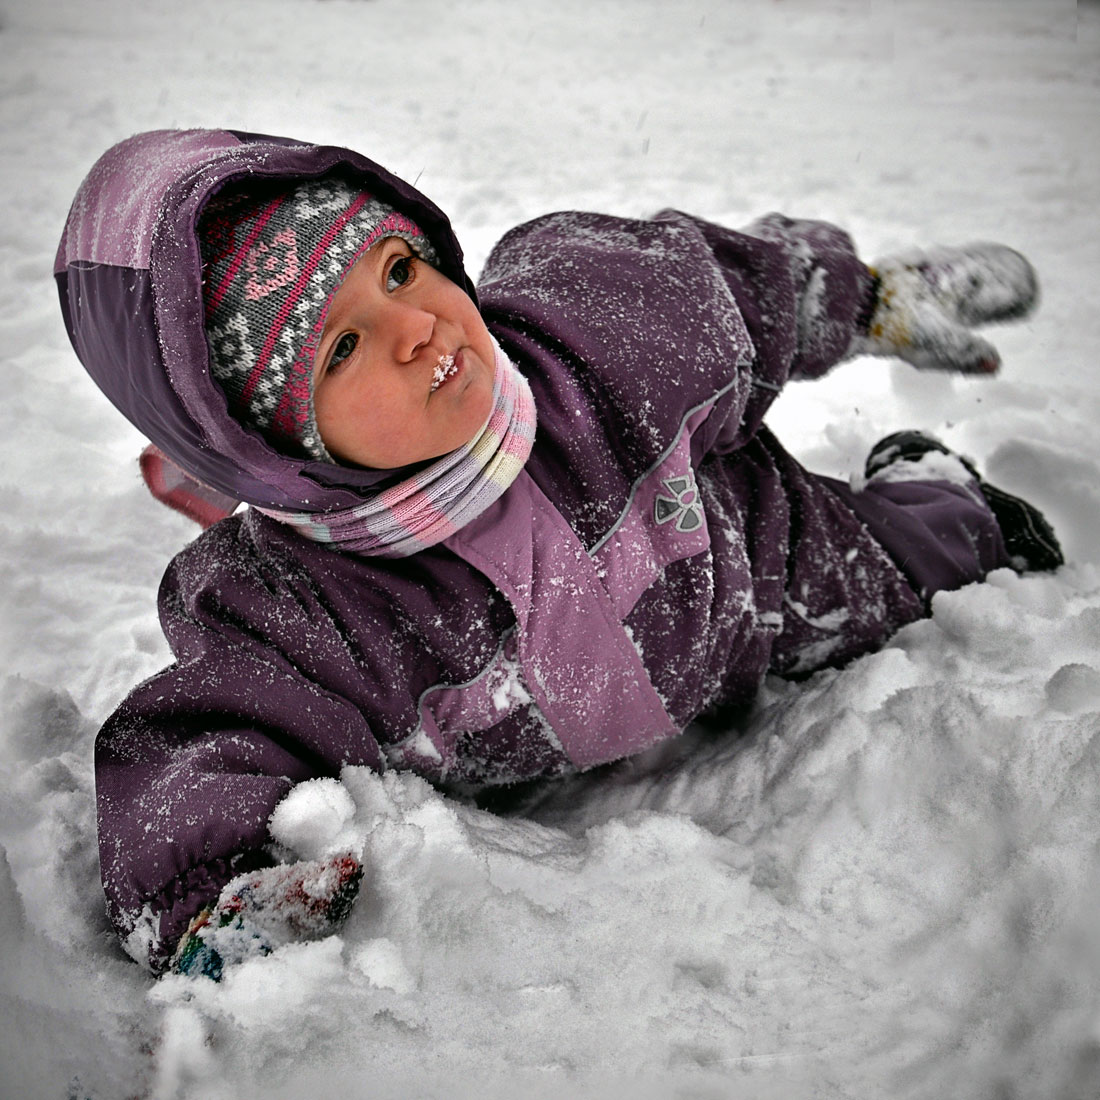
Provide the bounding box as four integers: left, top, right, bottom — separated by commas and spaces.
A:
853, 446, 978, 490
431, 352, 458, 392
269, 777, 359, 862
350, 936, 417, 994
1045, 661, 1100, 715
490, 657, 532, 712
1, 0, 1098, 1097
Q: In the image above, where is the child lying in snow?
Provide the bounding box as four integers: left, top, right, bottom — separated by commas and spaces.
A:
55, 129, 1062, 980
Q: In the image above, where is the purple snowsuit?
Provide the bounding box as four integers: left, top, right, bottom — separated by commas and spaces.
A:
55, 130, 1008, 971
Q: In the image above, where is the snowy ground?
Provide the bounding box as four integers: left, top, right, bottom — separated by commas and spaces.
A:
1, 0, 1099, 1097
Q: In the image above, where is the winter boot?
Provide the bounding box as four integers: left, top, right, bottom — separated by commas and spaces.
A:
865, 431, 1063, 573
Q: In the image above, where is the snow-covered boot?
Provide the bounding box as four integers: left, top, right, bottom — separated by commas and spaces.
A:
172, 854, 363, 980
865, 431, 1063, 573
851, 243, 1039, 373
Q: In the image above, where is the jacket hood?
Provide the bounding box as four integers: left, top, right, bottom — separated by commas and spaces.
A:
55, 128, 478, 511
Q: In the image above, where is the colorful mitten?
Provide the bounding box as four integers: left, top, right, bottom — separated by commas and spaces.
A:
851, 243, 1039, 373
172, 855, 363, 981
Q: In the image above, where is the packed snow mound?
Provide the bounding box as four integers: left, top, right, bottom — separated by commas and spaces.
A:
20, 568, 1083, 1100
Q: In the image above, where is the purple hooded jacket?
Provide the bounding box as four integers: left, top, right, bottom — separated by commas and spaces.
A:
56, 130, 1007, 971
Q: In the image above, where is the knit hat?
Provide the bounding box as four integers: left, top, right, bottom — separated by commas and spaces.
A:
198, 175, 438, 460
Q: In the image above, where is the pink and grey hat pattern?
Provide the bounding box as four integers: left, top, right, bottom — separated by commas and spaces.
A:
199, 175, 438, 460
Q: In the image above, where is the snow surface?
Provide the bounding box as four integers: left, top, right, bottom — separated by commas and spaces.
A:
1, 0, 1099, 1097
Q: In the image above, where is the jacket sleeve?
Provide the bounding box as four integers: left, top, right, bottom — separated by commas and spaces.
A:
656, 210, 873, 383
95, 525, 387, 974
650, 209, 874, 451
479, 206, 874, 483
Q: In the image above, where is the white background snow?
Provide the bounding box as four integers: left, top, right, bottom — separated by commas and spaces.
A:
1, 1, 1098, 1097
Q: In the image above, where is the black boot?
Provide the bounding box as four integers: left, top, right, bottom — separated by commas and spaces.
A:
865, 431, 1064, 573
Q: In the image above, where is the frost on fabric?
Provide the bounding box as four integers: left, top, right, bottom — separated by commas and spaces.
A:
780, 594, 852, 675
407, 729, 443, 763
490, 656, 532, 712
8, 3, 1100, 1098
121, 903, 162, 967
796, 264, 828, 354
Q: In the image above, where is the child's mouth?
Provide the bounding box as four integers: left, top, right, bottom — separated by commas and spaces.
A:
430, 353, 458, 392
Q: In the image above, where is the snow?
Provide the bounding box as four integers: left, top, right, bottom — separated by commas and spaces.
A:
268, 778, 359, 862
855, 447, 979, 488
432, 353, 458, 392
1, 0, 1098, 1096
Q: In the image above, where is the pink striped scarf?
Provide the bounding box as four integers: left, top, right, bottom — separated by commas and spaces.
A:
257, 337, 536, 556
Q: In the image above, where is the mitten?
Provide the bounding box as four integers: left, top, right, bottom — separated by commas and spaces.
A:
171, 854, 363, 981
850, 242, 1039, 373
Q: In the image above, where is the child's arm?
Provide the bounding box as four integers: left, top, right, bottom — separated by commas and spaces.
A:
662, 210, 1037, 377
650, 210, 1037, 448
478, 207, 876, 466
96, 530, 390, 975
653, 210, 874, 386
95, 640, 381, 974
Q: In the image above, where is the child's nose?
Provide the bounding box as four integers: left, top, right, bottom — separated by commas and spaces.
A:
389, 301, 435, 363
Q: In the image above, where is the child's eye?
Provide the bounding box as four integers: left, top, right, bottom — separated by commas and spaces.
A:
327, 332, 358, 373
386, 255, 414, 292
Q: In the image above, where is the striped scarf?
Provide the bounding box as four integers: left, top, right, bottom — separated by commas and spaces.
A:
257, 337, 536, 556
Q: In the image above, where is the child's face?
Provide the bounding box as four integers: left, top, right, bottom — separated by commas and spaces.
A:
311, 238, 496, 469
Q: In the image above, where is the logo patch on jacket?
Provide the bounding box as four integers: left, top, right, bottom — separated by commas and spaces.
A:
654, 471, 703, 533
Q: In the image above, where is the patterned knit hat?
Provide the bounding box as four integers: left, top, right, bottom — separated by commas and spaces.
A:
198, 175, 438, 460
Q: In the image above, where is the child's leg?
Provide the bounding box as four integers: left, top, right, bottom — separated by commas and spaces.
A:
857, 430, 1063, 576
762, 432, 1011, 679
828, 475, 1008, 604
